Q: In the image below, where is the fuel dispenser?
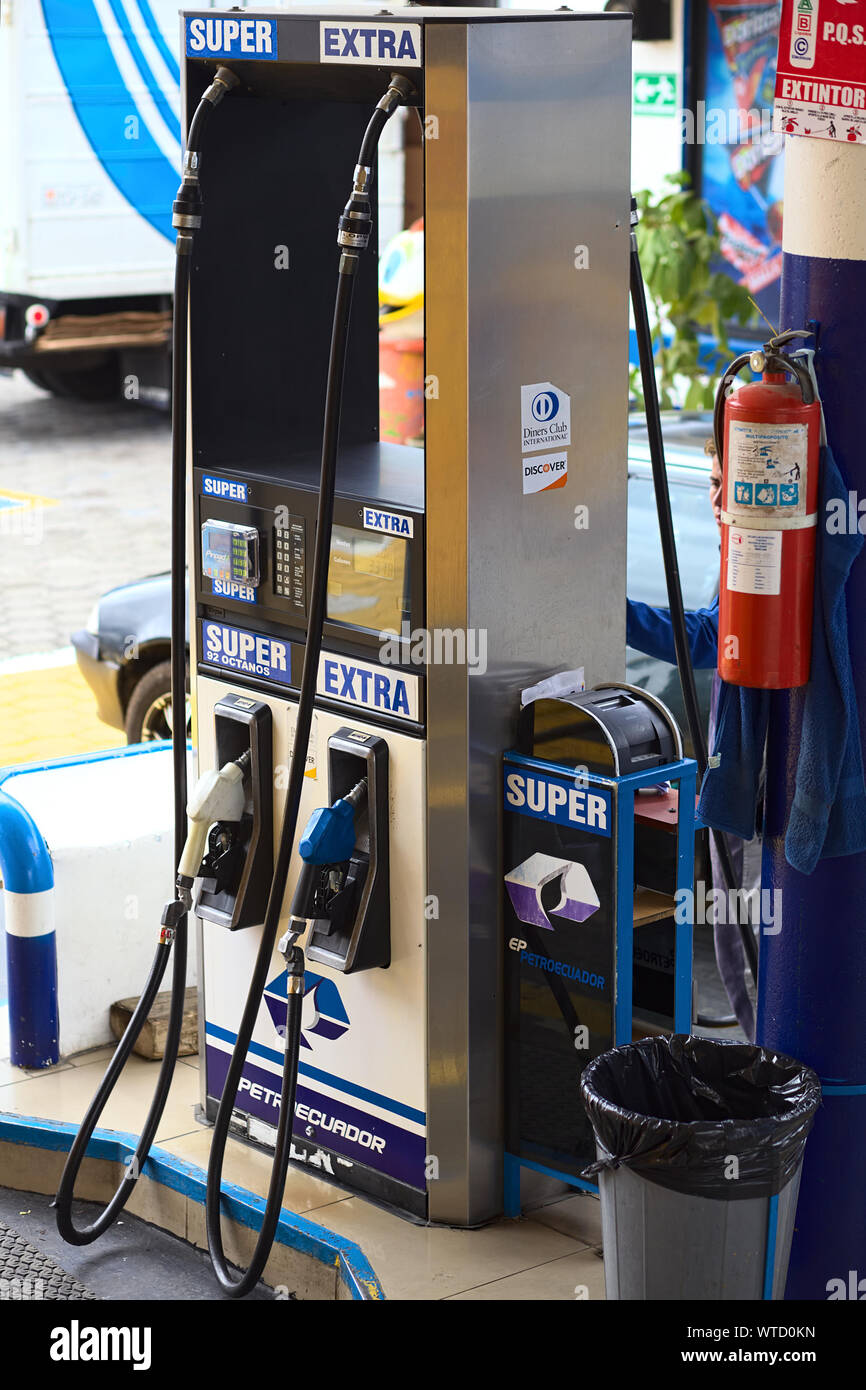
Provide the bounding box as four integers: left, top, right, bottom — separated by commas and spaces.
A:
56, 6, 652, 1296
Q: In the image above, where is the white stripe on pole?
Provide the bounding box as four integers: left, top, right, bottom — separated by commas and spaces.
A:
4, 888, 56, 939
782, 136, 866, 263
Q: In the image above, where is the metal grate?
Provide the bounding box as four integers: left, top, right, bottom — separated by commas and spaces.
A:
0, 1219, 98, 1301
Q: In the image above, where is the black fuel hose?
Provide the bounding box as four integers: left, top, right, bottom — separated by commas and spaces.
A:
204, 76, 412, 1298
54, 68, 239, 1246
629, 200, 759, 1022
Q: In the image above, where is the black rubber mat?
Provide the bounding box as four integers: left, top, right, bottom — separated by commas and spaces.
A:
0, 1190, 274, 1300
0, 1218, 97, 1300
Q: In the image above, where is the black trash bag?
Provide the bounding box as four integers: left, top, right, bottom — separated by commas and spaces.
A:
581, 1034, 821, 1201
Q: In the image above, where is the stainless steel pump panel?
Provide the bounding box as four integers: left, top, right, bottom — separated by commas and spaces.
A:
184, 6, 632, 1225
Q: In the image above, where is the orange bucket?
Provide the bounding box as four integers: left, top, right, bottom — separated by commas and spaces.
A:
379, 337, 425, 444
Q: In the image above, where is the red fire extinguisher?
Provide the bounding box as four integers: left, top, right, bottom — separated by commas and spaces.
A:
713, 331, 821, 689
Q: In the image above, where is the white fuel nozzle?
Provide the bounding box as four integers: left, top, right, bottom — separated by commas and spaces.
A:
177, 756, 249, 888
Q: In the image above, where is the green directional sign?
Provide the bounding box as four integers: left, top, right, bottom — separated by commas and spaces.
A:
633, 71, 678, 116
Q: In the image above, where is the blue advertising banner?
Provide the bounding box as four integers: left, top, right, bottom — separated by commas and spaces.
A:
702, 2, 785, 323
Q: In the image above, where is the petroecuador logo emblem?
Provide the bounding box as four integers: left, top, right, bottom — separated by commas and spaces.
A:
264, 969, 350, 1051
505, 853, 600, 930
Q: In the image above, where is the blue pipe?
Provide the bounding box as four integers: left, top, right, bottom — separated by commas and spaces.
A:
759, 248, 866, 1299
0, 789, 58, 1068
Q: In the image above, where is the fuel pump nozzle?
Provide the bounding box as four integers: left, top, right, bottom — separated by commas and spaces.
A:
286, 778, 368, 940
176, 750, 252, 908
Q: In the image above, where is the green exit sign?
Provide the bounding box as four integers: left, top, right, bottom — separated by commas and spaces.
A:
633, 72, 678, 115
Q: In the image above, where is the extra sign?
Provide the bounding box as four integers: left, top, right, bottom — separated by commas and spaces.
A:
320, 22, 422, 66
318, 653, 419, 722
363, 506, 414, 538
774, 0, 866, 143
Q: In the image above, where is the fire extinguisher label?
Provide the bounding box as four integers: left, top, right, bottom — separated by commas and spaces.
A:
727, 527, 783, 596
727, 422, 808, 520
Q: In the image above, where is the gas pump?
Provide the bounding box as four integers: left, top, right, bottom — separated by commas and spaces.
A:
56, 7, 636, 1296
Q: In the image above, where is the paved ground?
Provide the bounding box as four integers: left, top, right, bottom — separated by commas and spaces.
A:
0, 370, 171, 768
0, 1188, 273, 1301
0, 655, 124, 769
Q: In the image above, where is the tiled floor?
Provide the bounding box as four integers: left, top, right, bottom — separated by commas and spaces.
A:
0, 1044, 606, 1301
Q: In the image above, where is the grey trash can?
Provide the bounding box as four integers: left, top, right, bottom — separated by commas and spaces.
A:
580, 1035, 821, 1301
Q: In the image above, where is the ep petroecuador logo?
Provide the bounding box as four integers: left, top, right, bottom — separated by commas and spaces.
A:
264, 969, 349, 1051
320, 22, 422, 65
505, 852, 600, 930
186, 16, 278, 60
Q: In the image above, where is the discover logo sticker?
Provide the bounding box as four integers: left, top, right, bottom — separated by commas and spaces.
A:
523, 451, 568, 495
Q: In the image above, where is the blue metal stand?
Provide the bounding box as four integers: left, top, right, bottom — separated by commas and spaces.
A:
504, 756, 696, 1217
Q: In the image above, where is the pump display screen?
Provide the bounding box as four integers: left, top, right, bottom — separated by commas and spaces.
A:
327, 525, 409, 634
201, 519, 260, 587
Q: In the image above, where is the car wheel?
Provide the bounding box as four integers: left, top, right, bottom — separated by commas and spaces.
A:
22, 368, 55, 393
124, 661, 190, 744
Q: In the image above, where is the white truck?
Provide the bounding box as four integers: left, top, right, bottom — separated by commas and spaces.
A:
0, 0, 407, 405
0, 0, 195, 402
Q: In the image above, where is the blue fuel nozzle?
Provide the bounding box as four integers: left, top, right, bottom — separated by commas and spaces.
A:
298, 780, 367, 865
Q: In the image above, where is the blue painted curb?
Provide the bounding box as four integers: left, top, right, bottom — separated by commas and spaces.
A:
0, 1112, 385, 1300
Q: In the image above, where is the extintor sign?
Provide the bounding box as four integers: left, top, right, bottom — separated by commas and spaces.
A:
774, 0, 866, 144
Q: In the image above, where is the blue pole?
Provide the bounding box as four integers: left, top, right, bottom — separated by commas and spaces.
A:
758, 135, 866, 1300
0, 789, 58, 1068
